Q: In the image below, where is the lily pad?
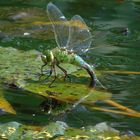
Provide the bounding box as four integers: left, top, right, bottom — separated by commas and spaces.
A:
0, 47, 80, 83
24, 80, 111, 105
0, 46, 111, 108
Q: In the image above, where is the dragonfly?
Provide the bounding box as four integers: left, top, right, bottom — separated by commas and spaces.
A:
41, 2, 97, 87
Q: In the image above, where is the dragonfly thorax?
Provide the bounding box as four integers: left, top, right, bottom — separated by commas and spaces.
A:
52, 48, 75, 64
41, 48, 75, 65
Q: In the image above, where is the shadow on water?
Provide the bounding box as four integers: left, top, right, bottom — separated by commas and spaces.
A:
0, 0, 140, 135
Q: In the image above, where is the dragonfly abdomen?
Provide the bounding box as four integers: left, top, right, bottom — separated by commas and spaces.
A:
72, 55, 96, 87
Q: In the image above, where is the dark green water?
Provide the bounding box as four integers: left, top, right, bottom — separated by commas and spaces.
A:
0, 0, 140, 135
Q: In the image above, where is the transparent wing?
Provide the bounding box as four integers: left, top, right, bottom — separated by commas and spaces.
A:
47, 2, 69, 48
67, 15, 92, 53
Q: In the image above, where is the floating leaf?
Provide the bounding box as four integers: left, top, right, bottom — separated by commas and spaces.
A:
0, 47, 80, 84
0, 47, 110, 105
24, 80, 111, 105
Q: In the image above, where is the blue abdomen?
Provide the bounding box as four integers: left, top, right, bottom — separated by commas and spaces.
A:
73, 55, 96, 87
73, 55, 86, 67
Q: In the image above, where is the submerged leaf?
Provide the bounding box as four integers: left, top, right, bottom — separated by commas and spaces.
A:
0, 121, 139, 139
42, 121, 68, 138
0, 87, 16, 115
0, 122, 21, 139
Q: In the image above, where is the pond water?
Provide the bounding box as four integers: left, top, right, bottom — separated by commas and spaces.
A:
0, 0, 140, 135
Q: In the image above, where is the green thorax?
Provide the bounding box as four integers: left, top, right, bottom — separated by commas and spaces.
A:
51, 48, 75, 63
43, 48, 88, 68
51, 48, 87, 67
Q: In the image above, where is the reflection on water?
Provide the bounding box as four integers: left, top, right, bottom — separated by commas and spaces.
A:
0, 0, 140, 135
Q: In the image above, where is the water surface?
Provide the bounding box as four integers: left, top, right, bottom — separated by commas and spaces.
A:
0, 0, 140, 135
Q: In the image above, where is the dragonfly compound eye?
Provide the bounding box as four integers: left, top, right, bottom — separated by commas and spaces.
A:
41, 54, 47, 63
41, 50, 53, 63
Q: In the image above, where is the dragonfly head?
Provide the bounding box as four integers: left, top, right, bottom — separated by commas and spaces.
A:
41, 50, 54, 64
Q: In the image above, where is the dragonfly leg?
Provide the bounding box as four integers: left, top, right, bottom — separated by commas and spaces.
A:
41, 63, 48, 74
39, 63, 53, 81
56, 64, 71, 81
39, 63, 48, 80
49, 65, 57, 87
44, 69, 53, 81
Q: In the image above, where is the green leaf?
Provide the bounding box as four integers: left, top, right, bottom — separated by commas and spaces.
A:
24, 80, 111, 105
0, 47, 111, 108
0, 121, 139, 139
0, 87, 16, 115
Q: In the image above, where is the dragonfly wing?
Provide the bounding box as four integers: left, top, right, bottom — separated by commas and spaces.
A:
67, 15, 92, 53
47, 2, 69, 48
